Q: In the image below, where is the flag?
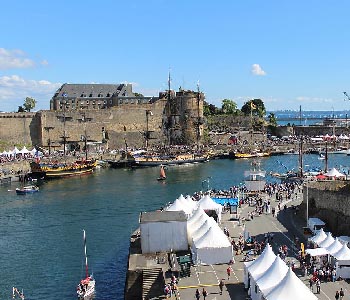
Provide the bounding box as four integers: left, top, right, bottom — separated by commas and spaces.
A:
250, 102, 257, 110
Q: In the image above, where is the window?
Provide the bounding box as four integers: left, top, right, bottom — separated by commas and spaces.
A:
86, 100, 89, 105
104, 100, 107, 104
93, 101, 96, 105
119, 99, 123, 104
107, 93, 110, 97
109, 100, 112, 104
89, 93, 93, 97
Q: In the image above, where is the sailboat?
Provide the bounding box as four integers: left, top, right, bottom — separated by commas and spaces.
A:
157, 165, 167, 181
77, 230, 95, 299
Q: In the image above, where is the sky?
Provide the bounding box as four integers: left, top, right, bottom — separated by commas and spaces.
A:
1, 0, 350, 112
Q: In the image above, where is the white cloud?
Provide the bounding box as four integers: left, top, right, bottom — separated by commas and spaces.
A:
251, 64, 266, 76
0, 75, 61, 111
0, 48, 38, 70
296, 96, 333, 103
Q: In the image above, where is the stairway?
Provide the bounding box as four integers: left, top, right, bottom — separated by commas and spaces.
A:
142, 268, 164, 300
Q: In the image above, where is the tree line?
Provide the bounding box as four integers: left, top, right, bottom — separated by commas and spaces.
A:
204, 98, 277, 127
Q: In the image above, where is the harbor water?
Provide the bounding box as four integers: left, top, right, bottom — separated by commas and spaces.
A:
1, 154, 350, 300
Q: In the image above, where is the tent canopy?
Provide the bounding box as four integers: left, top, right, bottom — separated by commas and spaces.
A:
255, 256, 288, 296
305, 248, 329, 257
324, 168, 346, 178
326, 238, 343, 255
265, 268, 318, 300
308, 228, 327, 244
333, 244, 350, 261
318, 232, 335, 248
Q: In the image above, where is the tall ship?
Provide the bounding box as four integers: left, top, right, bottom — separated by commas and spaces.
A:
30, 159, 97, 179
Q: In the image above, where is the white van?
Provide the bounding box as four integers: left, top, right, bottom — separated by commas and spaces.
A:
308, 218, 326, 234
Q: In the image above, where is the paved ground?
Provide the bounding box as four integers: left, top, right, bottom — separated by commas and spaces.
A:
171, 190, 350, 300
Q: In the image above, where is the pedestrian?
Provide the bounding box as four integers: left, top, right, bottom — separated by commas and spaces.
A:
195, 288, 200, 300
316, 278, 320, 294
309, 277, 313, 292
227, 265, 232, 280
219, 279, 225, 295
340, 288, 344, 299
335, 290, 340, 300
202, 288, 208, 300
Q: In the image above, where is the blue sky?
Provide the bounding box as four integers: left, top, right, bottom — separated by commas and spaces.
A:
1, 0, 350, 112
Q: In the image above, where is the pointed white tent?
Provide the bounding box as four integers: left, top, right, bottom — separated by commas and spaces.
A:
185, 195, 198, 210
191, 217, 218, 245
187, 209, 209, 244
198, 194, 223, 222
333, 244, 350, 262
265, 268, 318, 300
19, 146, 30, 154
244, 244, 276, 289
326, 238, 343, 255
192, 226, 233, 265
251, 256, 288, 300
308, 228, 327, 245
166, 198, 188, 213
318, 232, 335, 248
324, 167, 346, 178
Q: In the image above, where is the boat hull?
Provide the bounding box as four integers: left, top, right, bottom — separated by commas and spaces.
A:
30, 160, 97, 179
134, 156, 207, 167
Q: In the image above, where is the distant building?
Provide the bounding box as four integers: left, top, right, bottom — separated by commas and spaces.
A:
50, 83, 157, 111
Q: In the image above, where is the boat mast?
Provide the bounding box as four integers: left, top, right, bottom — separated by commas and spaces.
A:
196, 81, 200, 151
167, 71, 171, 147
83, 229, 89, 278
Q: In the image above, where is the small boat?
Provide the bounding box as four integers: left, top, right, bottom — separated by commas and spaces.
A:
157, 165, 167, 181
77, 230, 95, 299
12, 287, 25, 299
15, 185, 39, 195
318, 154, 325, 160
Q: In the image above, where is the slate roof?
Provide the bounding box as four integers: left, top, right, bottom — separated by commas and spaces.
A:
140, 211, 187, 223
54, 83, 133, 98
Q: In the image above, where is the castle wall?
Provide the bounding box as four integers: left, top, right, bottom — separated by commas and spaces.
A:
302, 181, 350, 236
0, 113, 40, 147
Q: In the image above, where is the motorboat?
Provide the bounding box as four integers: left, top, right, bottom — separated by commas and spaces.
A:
16, 185, 39, 195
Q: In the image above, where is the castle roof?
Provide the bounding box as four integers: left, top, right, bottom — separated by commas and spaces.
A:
54, 83, 133, 98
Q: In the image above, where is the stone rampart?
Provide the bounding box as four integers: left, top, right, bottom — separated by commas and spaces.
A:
302, 181, 350, 235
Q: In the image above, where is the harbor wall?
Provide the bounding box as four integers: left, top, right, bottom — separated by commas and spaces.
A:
302, 181, 350, 236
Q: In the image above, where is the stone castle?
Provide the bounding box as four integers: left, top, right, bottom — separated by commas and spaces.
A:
0, 83, 204, 151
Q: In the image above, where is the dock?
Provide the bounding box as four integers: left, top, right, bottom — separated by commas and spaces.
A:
124, 186, 350, 300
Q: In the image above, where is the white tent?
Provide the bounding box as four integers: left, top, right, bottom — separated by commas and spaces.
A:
140, 211, 188, 253
19, 146, 30, 155
265, 268, 318, 300
166, 198, 193, 216
333, 244, 350, 279
324, 168, 346, 178
339, 134, 349, 140
187, 209, 209, 244
192, 226, 233, 265
251, 256, 288, 300
326, 238, 343, 255
333, 244, 350, 262
12, 146, 20, 155
244, 244, 276, 289
318, 232, 335, 248
308, 228, 327, 245
198, 195, 223, 222
185, 195, 198, 210
191, 217, 218, 245
305, 248, 329, 257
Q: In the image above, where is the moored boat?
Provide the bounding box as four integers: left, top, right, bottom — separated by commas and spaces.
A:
30, 159, 97, 179
134, 153, 208, 167
16, 185, 39, 195
230, 151, 270, 159
77, 230, 95, 299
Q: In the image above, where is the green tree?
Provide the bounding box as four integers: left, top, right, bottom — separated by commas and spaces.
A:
23, 97, 36, 112
134, 92, 144, 97
241, 99, 266, 117
221, 99, 238, 114
17, 106, 25, 112
203, 101, 219, 116
267, 112, 277, 127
